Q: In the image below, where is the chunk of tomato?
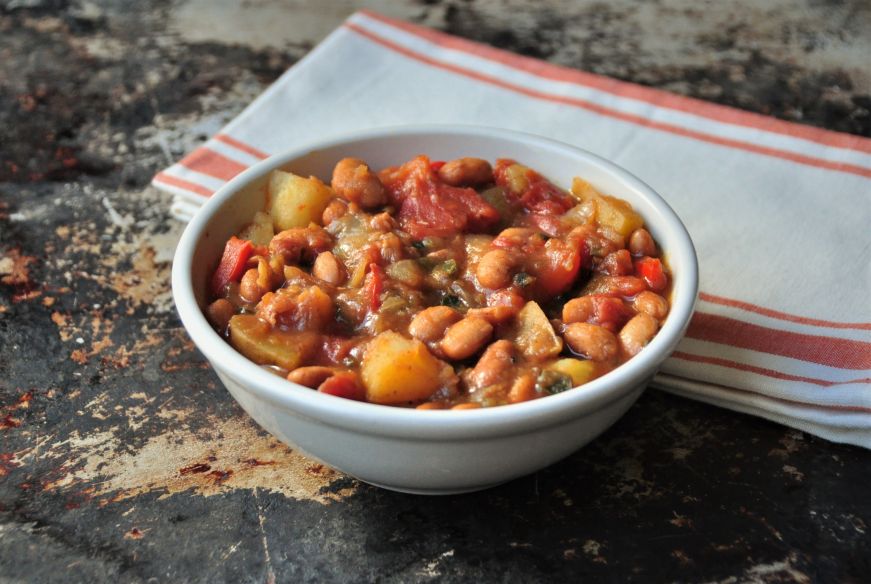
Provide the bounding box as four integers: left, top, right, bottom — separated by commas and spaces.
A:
519, 181, 575, 215
590, 295, 634, 332
528, 236, 587, 299
493, 159, 575, 215
381, 155, 500, 238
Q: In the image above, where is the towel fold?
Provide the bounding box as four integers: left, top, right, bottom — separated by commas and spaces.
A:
154, 11, 871, 448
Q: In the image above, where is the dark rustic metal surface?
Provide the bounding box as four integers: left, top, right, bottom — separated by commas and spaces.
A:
1, 1, 869, 582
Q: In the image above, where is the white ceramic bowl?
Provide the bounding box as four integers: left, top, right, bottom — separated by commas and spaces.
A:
172, 126, 698, 494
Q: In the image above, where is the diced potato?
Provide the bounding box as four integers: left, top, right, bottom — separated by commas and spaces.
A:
238, 211, 274, 246
228, 314, 317, 370
361, 331, 450, 404
268, 170, 333, 231
512, 301, 563, 360
571, 177, 644, 238
561, 202, 595, 227
569, 177, 601, 201
547, 358, 598, 386
596, 195, 645, 239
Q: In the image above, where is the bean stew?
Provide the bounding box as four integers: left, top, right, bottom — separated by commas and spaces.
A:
205, 155, 671, 408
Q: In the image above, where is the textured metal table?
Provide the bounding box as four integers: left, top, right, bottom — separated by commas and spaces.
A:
1, 1, 869, 582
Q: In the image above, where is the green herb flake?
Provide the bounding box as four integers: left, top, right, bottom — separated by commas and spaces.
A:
513, 272, 536, 287
535, 370, 572, 395
417, 257, 438, 270
441, 294, 462, 308
380, 296, 406, 313
438, 259, 458, 277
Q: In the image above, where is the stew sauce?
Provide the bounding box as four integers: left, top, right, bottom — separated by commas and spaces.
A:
205, 156, 670, 409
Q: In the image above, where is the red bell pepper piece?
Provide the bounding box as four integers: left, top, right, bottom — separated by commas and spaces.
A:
430, 160, 446, 172
363, 263, 385, 312
211, 236, 253, 296
635, 257, 668, 292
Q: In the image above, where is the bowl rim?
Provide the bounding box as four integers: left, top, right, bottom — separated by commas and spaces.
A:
172, 124, 698, 440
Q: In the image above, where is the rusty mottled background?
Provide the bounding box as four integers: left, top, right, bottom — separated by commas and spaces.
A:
1, 0, 869, 582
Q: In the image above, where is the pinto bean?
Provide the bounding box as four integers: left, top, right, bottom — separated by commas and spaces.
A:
441, 317, 494, 360
508, 372, 537, 404
269, 226, 333, 264
563, 323, 619, 362
467, 340, 515, 388
206, 298, 234, 330
318, 372, 365, 400
331, 158, 387, 209
619, 313, 659, 356
584, 275, 647, 297
633, 291, 669, 320
438, 157, 493, 187
408, 306, 462, 343
240, 268, 265, 302
487, 288, 526, 311
476, 249, 517, 289
629, 228, 657, 257
370, 211, 397, 232
493, 227, 538, 248
378, 232, 404, 264
599, 249, 634, 276
467, 305, 518, 325
562, 296, 595, 324
287, 366, 336, 389
322, 199, 347, 226
312, 251, 344, 285
452, 402, 482, 410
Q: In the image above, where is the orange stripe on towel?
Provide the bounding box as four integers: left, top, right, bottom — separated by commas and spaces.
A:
345, 22, 871, 180
178, 147, 249, 182
686, 312, 871, 370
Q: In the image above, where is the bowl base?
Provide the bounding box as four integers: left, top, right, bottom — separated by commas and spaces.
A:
361, 479, 508, 496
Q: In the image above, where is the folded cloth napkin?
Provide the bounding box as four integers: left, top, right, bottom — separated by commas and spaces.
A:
154, 11, 871, 448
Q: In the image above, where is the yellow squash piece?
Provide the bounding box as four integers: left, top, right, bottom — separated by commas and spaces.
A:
548, 358, 598, 386
228, 314, 317, 370
361, 331, 448, 405
513, 301, 563, 360
268, 170, 334, 231
571, 177, 644, 238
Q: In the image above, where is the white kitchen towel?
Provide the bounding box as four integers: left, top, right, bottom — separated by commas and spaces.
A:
153, 11, 871, 448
